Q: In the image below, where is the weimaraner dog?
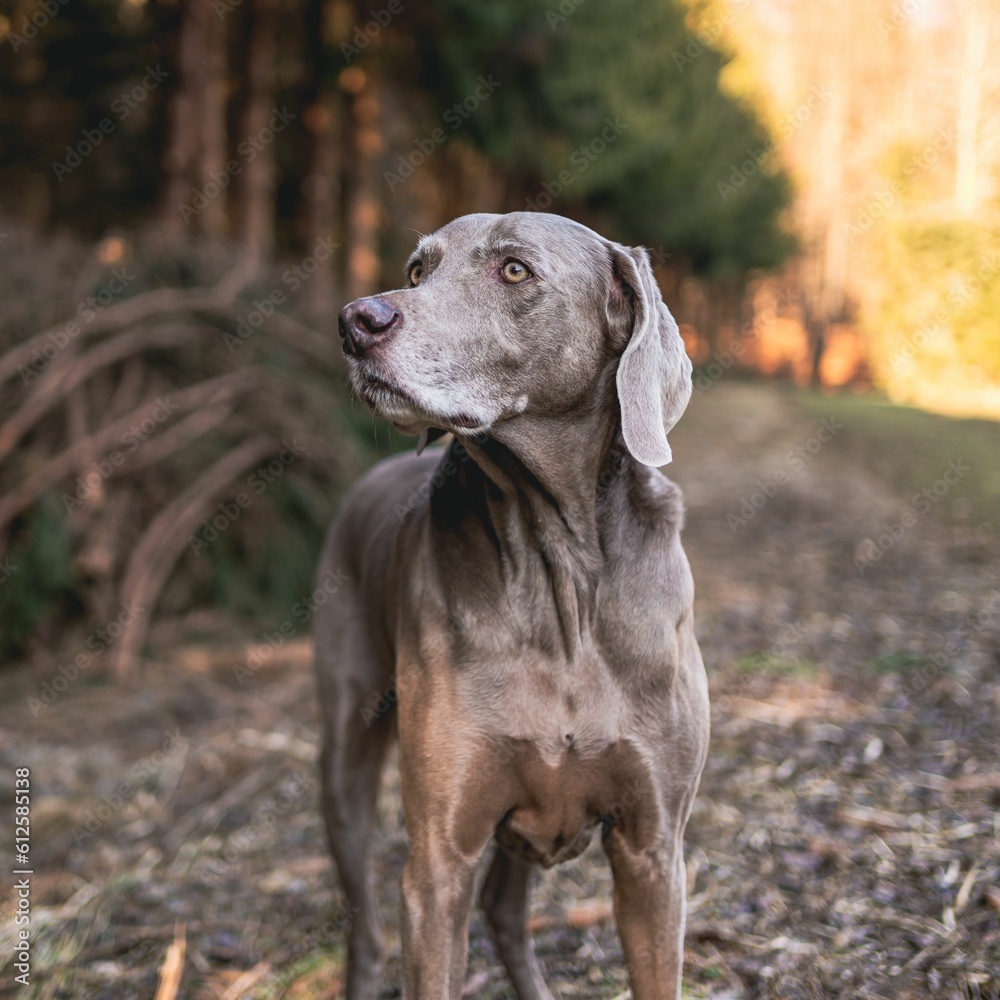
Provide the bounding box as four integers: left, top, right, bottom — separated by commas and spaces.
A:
313, 211, 709, 999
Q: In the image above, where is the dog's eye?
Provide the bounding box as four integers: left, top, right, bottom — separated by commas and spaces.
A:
501, 260, 531, 284
408, 263, 423, 286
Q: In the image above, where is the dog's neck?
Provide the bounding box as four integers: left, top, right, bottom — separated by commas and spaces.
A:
454, 402, 627, 660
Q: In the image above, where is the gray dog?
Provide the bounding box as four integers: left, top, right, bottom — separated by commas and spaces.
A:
313, 212, 709, 999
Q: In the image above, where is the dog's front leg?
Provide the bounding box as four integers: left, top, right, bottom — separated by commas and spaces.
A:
396, 664, 500, 1000
605, 826, 688, 999
399, 833, 481, 999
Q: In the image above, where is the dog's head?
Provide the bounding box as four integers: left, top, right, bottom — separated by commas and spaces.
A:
339, 212, 692, 466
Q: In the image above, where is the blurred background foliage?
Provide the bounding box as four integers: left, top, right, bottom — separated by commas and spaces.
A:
0, 0, 997, 671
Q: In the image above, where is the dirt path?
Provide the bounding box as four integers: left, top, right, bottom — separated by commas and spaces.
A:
1, 383, 998, 999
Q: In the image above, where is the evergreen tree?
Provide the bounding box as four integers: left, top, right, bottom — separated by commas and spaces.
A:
412, 0, 793, 275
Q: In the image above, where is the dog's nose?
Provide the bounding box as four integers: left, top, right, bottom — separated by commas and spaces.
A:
338, 298, 401, 358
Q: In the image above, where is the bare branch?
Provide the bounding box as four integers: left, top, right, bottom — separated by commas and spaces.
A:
0, 324, 199, 464
0, 370, 258, 539
0, 262, 254, 387
109, 434, 276, 680
124, 402, 235, 473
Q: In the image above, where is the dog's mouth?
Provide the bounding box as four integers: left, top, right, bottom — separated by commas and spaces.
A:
349, 361, 486, 433
356, 367, 410, 406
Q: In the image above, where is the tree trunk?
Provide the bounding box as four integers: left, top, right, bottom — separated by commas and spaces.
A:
160, 0, 230, 243
200, 1, 229, 240
803, 8, 849, 385
955, 0, 989, 216
343, 67, 383, 301
298, 0, 341, 319
160, 0, 204, 242
238, 0, 279, 268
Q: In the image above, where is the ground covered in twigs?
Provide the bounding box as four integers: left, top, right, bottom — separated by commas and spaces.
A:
2, 382, 999, 999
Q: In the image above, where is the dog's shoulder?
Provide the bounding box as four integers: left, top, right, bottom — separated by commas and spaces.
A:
339, 448, 444, 516
601, 462, 684, 539
324, 448, 445, 567
634, 466, 685, 532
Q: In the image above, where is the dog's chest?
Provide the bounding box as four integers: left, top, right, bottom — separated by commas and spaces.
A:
446, 547, 680, 753
480, 645, 624, 753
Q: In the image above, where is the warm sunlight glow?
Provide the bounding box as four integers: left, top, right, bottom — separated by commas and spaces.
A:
97, 236, 128, 264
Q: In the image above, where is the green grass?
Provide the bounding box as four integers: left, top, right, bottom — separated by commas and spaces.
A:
870, 650, 936, 675
796, 387, 1000, 526
735, 652, 820, 676
262, 945, 345, 998
682, 982, 713, 998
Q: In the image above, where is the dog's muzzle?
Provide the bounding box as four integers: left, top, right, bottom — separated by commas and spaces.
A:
339, 297, 401, 358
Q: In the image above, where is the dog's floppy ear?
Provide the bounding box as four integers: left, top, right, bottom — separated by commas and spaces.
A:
608, 244, 692, 467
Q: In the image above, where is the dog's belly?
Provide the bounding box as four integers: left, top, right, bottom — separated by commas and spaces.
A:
495, 809, 600, 867
490, 737, 653, 869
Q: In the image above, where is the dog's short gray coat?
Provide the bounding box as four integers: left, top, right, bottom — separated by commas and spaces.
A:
313, 212, 709, 999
